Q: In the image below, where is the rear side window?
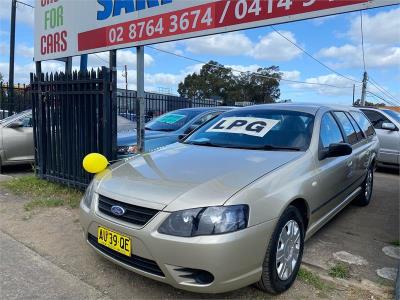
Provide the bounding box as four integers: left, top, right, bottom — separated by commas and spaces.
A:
349, 111, 375, 137
333, 112, 358, 145
320, 113, 344, 149
346, 112, 365, 140
361, 109, 390, 129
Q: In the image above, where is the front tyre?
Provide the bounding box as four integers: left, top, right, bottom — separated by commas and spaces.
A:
354, 167, 374, 206
256, 206, 305, 294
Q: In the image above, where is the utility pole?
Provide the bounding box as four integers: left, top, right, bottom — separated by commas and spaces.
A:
352, 84, 355, 106
122, 65, 128, 115
8, 0, 16, 112
360, 71, 368, 107
136, 47, 145, 153
123, 65, 128, 97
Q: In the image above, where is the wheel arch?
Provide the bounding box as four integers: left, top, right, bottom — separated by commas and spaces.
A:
287, 198, 310, 231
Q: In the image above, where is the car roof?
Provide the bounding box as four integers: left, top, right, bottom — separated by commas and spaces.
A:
229, 103, 359, 115
174, 106, 234, 113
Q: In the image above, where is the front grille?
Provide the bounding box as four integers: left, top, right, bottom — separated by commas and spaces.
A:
88, 234, 165, 277
98, 195, 159, 226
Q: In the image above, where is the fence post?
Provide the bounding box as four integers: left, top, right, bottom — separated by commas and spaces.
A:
35, 61, 45, 178
109, 50, 117, 160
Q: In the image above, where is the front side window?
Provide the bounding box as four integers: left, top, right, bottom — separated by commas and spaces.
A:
320, 113, 344, 149
382, 109, 400, 122
184, 109, 315, 151
361, 110, 390, 129
350, 111, 375, 137
191, 111, 220, 127
333, 112, 358, 145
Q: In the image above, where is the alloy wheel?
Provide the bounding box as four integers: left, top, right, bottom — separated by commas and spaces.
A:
276, 220, 301, 281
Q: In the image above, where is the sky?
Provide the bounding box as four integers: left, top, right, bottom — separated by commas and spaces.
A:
0, 0, 399, 106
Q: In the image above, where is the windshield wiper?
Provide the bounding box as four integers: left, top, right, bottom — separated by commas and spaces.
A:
184, 140, 224, 148
259, 145, 302, 151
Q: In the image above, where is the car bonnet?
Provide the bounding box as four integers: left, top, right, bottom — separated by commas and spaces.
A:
96, 143, 304, 211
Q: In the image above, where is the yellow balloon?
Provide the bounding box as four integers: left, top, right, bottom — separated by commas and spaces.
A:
83, 153, 109, 174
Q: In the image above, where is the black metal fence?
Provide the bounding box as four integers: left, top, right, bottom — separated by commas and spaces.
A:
117, 89, 219, 122
0, 82, 32, 118
31, 68, 117, 188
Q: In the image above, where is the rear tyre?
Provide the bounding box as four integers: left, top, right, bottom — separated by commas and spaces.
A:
354, 166, 374, 206
256, 206, 305, 294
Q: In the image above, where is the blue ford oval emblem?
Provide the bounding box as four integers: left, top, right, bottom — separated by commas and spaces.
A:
110, 205, 125, 216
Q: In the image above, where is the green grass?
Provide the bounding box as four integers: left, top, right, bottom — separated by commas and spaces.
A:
328, 263, 351, 279
298, 267, 329, 291
391, 240, 400, 246
1, 175, 83, 211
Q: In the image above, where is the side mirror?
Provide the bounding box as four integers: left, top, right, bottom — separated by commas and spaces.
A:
320, 143, 352, 160
8, 121, 23, 128
381, 122, 397, 131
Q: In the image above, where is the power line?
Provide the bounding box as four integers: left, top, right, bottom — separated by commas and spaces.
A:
367, 90, 399, 107
93, 53, 109, 65
147, 45, 358, 90
360, 11, 367, 72
270, 26, 361, 84
368, 76, 400, 104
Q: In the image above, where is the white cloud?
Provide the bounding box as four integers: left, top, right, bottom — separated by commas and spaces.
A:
0, 43, 8, 57
16, 44, 34, 58
318, 44, 400, 69
0, 30, 8, 37
185, 32, 253, 56
183, 30, 302, 62
347, 7, 400, 45
249, 31, 302, 61
87, 50, 154, 68
290, 73, 356, 96
281, 70, 301, 81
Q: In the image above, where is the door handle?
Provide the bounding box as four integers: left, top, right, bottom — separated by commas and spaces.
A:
347, 160, 353, 168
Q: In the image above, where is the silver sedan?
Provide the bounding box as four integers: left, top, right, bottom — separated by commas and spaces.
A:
80, 104, 379, 294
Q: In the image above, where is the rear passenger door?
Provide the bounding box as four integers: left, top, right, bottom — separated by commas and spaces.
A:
349, 110, 376, 169
333, 111, 370, 184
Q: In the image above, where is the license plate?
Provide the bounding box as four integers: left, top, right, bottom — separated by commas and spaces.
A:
97, 226, 131, 257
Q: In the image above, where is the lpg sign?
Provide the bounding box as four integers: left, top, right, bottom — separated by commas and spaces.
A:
34, 0, 398, 61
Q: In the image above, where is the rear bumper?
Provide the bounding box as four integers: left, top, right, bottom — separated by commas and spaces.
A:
79, 199, 276, 293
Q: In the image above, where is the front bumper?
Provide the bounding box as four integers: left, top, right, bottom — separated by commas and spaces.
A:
79, 198, 276, 293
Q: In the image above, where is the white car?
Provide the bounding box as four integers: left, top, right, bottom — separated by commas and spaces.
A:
360, 108, 400, 167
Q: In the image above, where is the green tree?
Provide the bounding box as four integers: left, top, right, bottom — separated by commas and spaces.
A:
0, 72, 3, 82
178, 61, 235, 104
354, 99, 385, 107
178, 61, 281, 105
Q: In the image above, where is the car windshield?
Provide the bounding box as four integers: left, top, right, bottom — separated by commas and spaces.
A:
145, 110, 205, 132
382, 110, 400, 122
184, 109, 315, 151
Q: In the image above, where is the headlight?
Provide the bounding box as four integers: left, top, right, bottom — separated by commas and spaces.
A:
117, 145, 138, 155
158, 205, 249, 237
82, 180, 95, 209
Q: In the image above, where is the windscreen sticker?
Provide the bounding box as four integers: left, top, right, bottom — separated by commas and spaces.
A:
206, 117, 280, 137
158, 114, 185, 124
